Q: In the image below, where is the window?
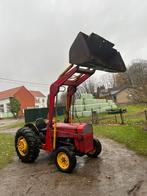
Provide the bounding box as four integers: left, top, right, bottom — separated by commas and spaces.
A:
35, 98, 38, 103
35, 98, 40, 103
0, 104, 4, 112
6, 103, 11, 112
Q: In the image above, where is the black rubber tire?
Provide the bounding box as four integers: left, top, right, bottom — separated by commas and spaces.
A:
55, 147, 77, 173
15, 127, 40, 163
87, 138, 102, 158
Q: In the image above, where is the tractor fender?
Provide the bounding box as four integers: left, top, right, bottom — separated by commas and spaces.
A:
24, 123, 39, 135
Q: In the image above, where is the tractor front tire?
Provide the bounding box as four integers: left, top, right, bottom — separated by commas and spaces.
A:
87, 138, 102, 158
15, 127, 40, 163
55, 147, 77, 173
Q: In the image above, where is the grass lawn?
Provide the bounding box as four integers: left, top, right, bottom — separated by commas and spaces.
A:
0, 134, 15, 168
123, 104, 147, 114
94, 124, 147, 156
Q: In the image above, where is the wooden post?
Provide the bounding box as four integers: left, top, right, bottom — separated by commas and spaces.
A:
144, 110, 147, 131
91, 110, 98, 124
114, 114, 117, 123
144, 110, 147, 122
120, 110, 124, 124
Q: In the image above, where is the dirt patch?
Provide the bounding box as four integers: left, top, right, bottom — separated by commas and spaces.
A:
0, 127, 17, 134
0, 138, 147, 196
0, 119, 21, 128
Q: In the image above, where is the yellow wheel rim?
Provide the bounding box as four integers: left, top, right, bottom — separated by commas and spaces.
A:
17, 136, 28, 156
57, 152, 70, 170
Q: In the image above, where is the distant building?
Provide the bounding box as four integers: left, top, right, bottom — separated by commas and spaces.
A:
30, 90, 46, 108
97, 86, 133, 104
97, 86, 113, 100
111, 87, 133, 104
0, 86, 46, 118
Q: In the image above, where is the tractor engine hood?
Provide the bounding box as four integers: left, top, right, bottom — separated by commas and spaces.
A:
69, 32, 126, 73
56, 123, 93, 134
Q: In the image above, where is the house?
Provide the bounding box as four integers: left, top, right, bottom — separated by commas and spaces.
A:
0, 86, 46, 118
30, 90, 46, 108
0, 86, 35, 118
97, 86, 114, 100
111, 87, 133, 104
97, 85, 133, 104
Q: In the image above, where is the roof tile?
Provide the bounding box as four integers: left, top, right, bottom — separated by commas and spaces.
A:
0, 86, 23, 100
30, 90, 45, 97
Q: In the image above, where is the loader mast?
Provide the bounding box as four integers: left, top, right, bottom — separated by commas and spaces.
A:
48, 65, 95, 127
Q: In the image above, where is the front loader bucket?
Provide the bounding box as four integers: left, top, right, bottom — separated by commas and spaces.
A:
69, 32, 126, 73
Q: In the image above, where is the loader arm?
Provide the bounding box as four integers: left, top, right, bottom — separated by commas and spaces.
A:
48, 65, 95, 127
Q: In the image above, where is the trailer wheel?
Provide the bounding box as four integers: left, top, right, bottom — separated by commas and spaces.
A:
87, 139, 102, 158
55, 147, 77, 173
15, 127, 40, 163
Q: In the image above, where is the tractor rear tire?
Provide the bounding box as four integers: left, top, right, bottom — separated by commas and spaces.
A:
87, 138, 102, 158
15, 127, 40, 163
55, 147, 77, 173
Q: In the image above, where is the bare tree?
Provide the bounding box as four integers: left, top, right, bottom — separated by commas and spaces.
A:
128, 59, 147, 86
127, 59, 147, 103
114, 72, 131, 88
76, 78, 96, 98
76, 73, 116, 99
59, 92, 67, 106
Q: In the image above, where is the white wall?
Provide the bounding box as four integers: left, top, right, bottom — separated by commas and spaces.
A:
35, 97, 47, 108
0, 98, 10, 112
0, 98, 12, 118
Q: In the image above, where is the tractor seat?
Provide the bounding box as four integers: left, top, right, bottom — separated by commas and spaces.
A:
35, 118, 47, 133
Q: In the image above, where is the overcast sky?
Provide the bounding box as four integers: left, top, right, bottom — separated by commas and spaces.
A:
0, 0, 147, 95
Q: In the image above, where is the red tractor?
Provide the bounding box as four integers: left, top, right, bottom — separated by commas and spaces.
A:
15, 32, 126, 173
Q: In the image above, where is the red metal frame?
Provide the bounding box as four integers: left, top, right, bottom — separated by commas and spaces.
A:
43, 65, 95, 151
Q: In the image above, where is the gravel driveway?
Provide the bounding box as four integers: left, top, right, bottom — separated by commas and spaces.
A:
0, 138, 147, 196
